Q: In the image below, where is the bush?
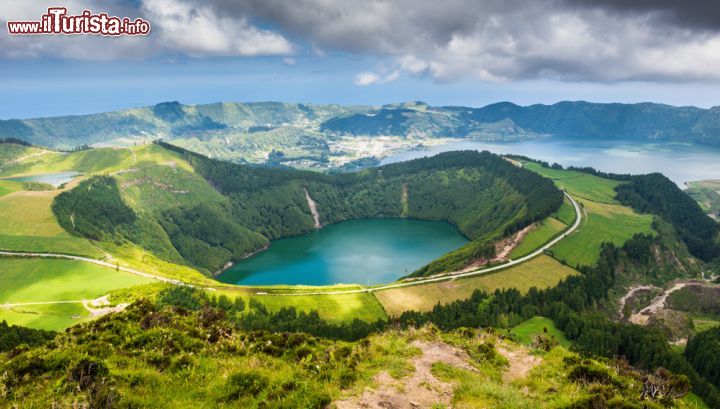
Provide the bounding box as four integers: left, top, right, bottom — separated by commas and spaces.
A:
67, 357, 109, 391
221, 371, 268, 401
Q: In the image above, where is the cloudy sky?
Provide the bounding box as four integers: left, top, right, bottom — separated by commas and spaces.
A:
2, 0, 719, 118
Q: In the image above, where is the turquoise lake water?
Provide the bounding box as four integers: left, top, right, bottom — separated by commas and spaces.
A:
216, 218, 468, 286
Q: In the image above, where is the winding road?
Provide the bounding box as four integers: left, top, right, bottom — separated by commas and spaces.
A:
0, 191, 582, 299
267, 191, 582, 295
0, 250, 188, 286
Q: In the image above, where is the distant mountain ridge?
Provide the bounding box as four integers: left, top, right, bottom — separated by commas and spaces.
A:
2, 100, 720, 149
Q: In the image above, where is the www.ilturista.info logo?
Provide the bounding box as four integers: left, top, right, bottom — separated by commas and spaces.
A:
7, 7, 151, 36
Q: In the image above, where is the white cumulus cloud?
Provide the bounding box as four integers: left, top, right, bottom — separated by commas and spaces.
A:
354, 70, 400, 86
141, 0, 293, 57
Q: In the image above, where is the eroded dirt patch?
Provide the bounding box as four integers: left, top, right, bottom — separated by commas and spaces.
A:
335, 340, 475, 409
496, 344, 542, 383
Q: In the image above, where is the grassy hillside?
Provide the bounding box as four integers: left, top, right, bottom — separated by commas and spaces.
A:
511, 316, 571, 347
510, 217, 567, 259
245, 292, 387, 324
524, 161, 655, 267
0, 295, 700, 408
617, 173, 720, 261
0, 303, 93, 331
0, 258, 153, 304
0, 182, 104, 258
375, 255, 578, 316
686, 180, 720, 220
0, 144, 222, 276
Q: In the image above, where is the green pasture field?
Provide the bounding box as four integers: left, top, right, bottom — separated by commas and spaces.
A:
524, 162, 621, 204
550, 199, 654, 267
375, 255, 579, 316
510, 217, 567, 259
0, 257, 154, 304
511, 316, 571, 347
523, 162, 655, 268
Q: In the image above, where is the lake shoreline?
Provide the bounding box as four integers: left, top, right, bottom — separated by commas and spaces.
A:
215, 218, 469, 287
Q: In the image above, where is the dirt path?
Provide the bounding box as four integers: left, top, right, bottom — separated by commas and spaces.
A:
335, 341, 476, 409
629, 281, 706, 325
494, 224, 534, 262
81, 295, 129, 317
496, 344, 542, 383
617, 285, 659, 319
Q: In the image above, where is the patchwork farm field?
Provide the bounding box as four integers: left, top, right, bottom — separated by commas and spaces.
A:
523, 161, 655, 268
550, 198, 654, 267
524, 162, 621, 204
374, 255, 578, 316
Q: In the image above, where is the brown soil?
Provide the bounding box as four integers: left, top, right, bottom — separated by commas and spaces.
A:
335, 341, 476, 409
496, 344, 542, 383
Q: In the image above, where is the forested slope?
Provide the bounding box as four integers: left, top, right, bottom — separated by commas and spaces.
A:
52, 143, 562, 277
616, 173, 720, 262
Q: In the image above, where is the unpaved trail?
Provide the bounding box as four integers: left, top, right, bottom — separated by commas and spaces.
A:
496, 344, 542, 383
617, 285, 659, 319
335, 340, 476, 409
82, 295, 129, 317
494, 224, 534, 262
128, 147, 137, 164
629, 281, 706, 325
304, 188, 321, 228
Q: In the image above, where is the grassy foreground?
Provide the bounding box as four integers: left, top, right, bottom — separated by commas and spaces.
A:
1, 297, 701, 408
375, 255, 579, 316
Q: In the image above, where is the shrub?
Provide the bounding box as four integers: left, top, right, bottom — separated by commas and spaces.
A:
221, 371, 268, 401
